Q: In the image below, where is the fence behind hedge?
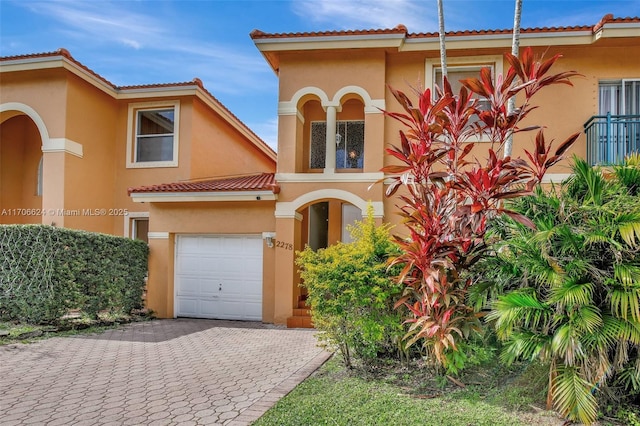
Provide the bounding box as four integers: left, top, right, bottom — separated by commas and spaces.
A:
0, 225, 149, 324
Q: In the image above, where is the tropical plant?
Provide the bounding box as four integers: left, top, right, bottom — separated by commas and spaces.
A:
296, 206, 404, 367
481, 156, 640, 424
381, 48, 580, 374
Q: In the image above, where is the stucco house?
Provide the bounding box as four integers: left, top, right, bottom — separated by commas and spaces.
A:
0, 49, 277, 322
249, 13, 640, 325
1, 14, 638, 327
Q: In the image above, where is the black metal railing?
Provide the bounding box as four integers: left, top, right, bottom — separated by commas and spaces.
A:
584, 113, 640, 165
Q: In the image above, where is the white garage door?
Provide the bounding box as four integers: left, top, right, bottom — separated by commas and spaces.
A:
175, 235, 263, 321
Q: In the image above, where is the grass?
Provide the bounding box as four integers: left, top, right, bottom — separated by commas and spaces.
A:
0, 311, 152, 345
253, 356, 565, 426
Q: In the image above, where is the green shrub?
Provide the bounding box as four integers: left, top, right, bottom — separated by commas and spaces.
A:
296, 206, 404, 367
477, 157, 640, 424
0, 225, 148, 323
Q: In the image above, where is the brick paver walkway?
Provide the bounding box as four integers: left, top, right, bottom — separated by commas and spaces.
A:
0, 319, 331, 425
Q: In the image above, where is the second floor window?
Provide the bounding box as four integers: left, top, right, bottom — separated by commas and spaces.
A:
434, 66, 492, 122
136, 108, 175, 162
127, 101, 180, 168
310, 120, 365, 170
600, 80, 640, 115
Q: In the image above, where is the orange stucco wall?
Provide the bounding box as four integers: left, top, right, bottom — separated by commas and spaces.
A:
190, 98, 275, 178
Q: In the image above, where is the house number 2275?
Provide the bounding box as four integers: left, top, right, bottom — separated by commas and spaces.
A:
275, 240, 293, 250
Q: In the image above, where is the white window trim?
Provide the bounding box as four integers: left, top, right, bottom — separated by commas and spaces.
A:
126, 101, 180, 168
426, 55, 503, 143
124, 212, 150, 239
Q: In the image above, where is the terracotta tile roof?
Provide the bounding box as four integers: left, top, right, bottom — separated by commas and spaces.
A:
250, 14, 640, 40
0, 49, 205, 91
128, 173, 279, 194
1, 50, 275, 158
1, 48, 119, 87
250, 25, 408, 40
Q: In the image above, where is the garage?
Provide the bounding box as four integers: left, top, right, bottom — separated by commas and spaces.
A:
175, 234, 263, 320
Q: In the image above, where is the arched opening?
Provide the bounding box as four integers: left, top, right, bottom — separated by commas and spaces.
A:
0, 114, 44, 224
335, 97, 365, 171
298, 97, 325, 173
294, 199, 363, 306
300, 199, 363, 250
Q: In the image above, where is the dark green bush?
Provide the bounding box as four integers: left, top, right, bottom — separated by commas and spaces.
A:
475, 156, 640, 424
296, 206, 404, 367
0, 225, 148, 323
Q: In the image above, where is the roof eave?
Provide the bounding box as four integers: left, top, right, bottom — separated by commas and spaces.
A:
253, 33, 405, 52
596, 22, 640, 39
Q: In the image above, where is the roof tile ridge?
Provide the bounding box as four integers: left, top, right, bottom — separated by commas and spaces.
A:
250, 24, 407, 39
593, 13, 615, 32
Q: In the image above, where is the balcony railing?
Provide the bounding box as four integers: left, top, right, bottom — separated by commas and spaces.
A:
584, 113, 640, 165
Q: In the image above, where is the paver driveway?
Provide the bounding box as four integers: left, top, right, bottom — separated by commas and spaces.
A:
0, 319, 331, 425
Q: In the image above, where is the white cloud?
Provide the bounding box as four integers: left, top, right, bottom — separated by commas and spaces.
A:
15, 0, 274, 93
26, 0, 162, 48
121, 39, 142, 50
291, 0, 438, 32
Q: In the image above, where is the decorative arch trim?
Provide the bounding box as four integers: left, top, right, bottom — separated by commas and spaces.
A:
331, 85, 385, 114
1, 102, 50, 143
278, 86, 330, 115
0, 102, 83, 157
275, 189, 384, 218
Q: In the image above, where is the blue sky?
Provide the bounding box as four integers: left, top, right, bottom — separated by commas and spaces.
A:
1, 0, 639, 150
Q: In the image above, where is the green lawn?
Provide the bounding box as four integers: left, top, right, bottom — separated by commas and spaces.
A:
254, 356, 565, 426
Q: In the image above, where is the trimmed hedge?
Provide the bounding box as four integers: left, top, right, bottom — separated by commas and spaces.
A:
0, 225, 149, 323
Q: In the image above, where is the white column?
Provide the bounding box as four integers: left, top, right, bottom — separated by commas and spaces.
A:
324, 106, 337, 174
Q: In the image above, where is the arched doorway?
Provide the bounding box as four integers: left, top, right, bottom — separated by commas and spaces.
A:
0, 113, 43, 224
300, 199, 362, 251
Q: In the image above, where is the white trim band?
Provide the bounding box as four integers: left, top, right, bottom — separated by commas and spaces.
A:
131, 190, 278, 203
148, 232, 169, 239
42, 138, 84, 158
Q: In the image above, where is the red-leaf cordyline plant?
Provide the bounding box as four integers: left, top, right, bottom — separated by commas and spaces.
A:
382, 47, 581, 370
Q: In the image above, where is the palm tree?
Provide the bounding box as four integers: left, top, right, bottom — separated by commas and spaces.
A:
437, 0, 447, 86
504, 0, 522, 158
483, 157, 640, 424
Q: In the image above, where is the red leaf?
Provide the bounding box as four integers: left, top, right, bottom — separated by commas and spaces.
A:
554, 132, 580, 157
502, 210, 536, 229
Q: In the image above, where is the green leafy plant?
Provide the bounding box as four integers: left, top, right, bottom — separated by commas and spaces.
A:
381, 47, 579, 372
480, 156, 640, 424
0, 225, 148, 323
296, 206, 404, 367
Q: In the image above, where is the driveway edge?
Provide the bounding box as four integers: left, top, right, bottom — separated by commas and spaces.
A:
228, 349, 333, 425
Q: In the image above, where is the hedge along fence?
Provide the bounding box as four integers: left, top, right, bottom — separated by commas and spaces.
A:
0, 225, 149, 324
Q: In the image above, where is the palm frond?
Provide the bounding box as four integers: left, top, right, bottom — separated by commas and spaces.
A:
582, 314, 625, 350
488, 290, 552, 338
499, 331, 551, 364
613, 263, 640, 287
551, 324, 586, 366
615, 357, 640, 392
551, 365, 598, 425
610, 285, 640, 322
615, 213, 640, 247
548, 279, 593, 308
565, 156, 609, 206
